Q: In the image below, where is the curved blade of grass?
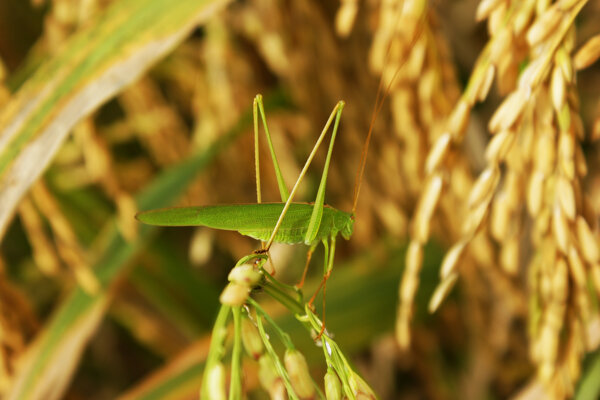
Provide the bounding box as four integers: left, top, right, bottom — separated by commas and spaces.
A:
0, 0, 231, 241
5, 94, 272, 400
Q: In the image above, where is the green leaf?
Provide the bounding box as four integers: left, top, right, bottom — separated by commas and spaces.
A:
0, 0, 231, 241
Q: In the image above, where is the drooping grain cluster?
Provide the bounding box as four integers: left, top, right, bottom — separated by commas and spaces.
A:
398, 0, 600, 397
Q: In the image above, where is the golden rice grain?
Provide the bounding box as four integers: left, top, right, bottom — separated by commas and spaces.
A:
526, 6, 562, 47
558, 132, 576, 179
557, 104, 572, 133
534, 127, 556, 175
488, 1, 507, 35
428, 272, 458, 313
567, 245, 586, 287
490, 192, 510, 241
559, 0, 585, 11
468, 166, 499, 208
463, 200, 490, 237
475, 0, 505, 22
496, 54, 519, 95
513, 0, 536, 35
556, 176, 576, 220
576, 216, 599, 263
469, 233, 496, 268
399, 268, 418, 305
401, 242, 422, 305
425, 132, 451, 174
488, 88, 529, 133
555, 47, 573, 82
490, 28, 513, 65
440, 240, 467, 279
553, 256, 569, 303
500, 237, 520, 276
533, 208, 552, 244
550, 65, 566, 112
448, 99, 470, 138
406, 240, 423, 274
573, 34, 600, 70
552, 204, 570, 254
335, 0, 358, 37
476, 64, 496, 102
395, 317, 411, 350
572, 110, 584, 140
413, 174, 443, 243
519, 57, 548, 89
485, 129, 514, 163
537, 325, 558, 381
575, 144, 588, 177
189, 228, 214, 266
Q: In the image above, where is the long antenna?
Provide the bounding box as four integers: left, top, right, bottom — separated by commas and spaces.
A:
351, 20, 426, 215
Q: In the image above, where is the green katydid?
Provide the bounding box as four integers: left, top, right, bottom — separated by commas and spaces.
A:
137, 60, 398, 330
136, 94, 362, 296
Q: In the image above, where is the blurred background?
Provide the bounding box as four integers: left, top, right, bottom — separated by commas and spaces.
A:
1, 0, 600, 399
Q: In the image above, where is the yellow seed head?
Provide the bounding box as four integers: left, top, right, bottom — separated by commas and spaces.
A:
556, 176, 576, 221
324, 369, 343, 400
349, 371, 376, 400
574, 34, 600, 70
476, 0, 504, 22
440, 240, 467, 279
476, 65, 496, 101
468, 166, 499, 208
219, 282, 250, 306
550, 65, 566, 112
258, 355, 279, 392
228, 263, 262, 286
485, 129, 514, 163
284, 350, 315, 399
425, 132, 451, 174
448, 99, 470, 138
526, 6, 562, 46
552, 204, 570, 254
556, 47, 574, 82
489, 88, 529, 133
413, 174, 443, 242
500, 238, 519, 276
576, 216, 599, 263
491, 192, 510, 241
335, 0, 358, 37
241, 319, 263, 360
567, 245, 586, 288
428, 272, 458, 313
490, 28, 513, 65
205, 362, 226, 400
